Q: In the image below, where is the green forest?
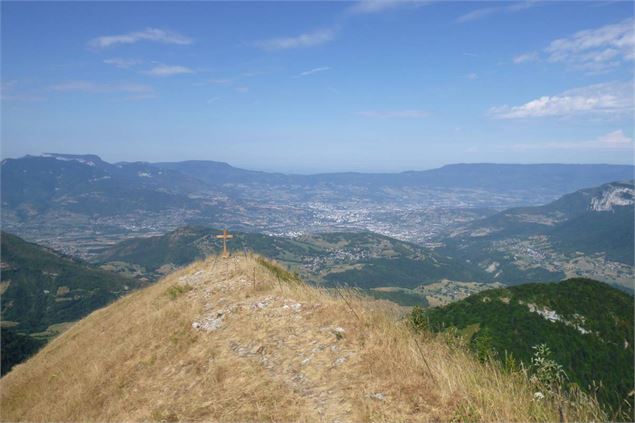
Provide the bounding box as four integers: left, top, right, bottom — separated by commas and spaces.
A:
411, 278, 634, 417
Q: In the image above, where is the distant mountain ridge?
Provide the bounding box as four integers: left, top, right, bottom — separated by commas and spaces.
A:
4, 153, 633, 196
1, 153, 201, 216
3, 153, 633, 264
155, 159, 635, 192
3, 153, 632, 220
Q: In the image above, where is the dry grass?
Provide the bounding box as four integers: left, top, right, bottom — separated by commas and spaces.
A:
0, 254, 606, 422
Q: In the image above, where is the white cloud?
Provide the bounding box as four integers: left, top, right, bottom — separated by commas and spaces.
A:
509, 130, 633, 151
253, 28, 335, 51
207, 96, 221, 104
89, 28, 192, 48
456, 1, 535, 23
456, 7, 499, 23
235, 86, 249, 93
49, 80, 154, 94
489, 82, 633, 119
597, 129, 633, 147
544, 18, 634, 72
357, 109, 428, 118
297, 66, 331, 77
103, 58, 142, 69
466, 72, 478, 80
513, 51, 539, 64
142, 65, 193, 77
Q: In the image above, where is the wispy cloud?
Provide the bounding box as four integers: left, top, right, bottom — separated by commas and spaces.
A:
296, 66, 331, 77
466, 72, 478, 80
253, 28, 335, 51
2, 81, 18, 91
357, 109, 428, 119
347, 0, 420, 15
456, 1, 535, 23
596, 129, 633, 147
208, 78, 233, 84
509, 130, 633, 151
207, 96, 221, 104
544, 18, 634, 72
103, 58, 142, 69
235, 86, 249, 94
512, 51, 539, 64
142, 65, 194, 77
456, 7, 499, 23
1, 80, 46, 102
49, 80, 154, 94
192, 78, 234, 87
88, 28, 192, 49
489, 81, 632, 119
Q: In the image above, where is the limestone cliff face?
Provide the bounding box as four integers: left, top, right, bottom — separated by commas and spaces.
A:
0, 255, 600, 422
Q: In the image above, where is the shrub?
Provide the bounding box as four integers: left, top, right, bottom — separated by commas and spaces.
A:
410, 305, 428, 330
165, 284, 193, 300
529, 343, 567, 394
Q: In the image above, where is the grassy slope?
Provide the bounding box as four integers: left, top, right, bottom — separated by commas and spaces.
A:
0, 255, 605, 422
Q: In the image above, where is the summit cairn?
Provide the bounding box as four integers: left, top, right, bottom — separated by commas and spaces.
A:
216, 228, 233, 258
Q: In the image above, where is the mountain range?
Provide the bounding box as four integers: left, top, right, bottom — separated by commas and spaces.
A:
3, 154, 634, 259
3, 153, 633, 217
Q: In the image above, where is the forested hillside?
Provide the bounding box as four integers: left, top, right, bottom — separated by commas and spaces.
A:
412, 278, 634, 417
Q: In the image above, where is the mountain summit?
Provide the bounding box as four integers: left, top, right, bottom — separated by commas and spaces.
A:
0, 255, 604, 422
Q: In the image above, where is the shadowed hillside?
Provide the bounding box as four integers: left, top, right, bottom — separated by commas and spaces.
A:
0, 232, 141, 374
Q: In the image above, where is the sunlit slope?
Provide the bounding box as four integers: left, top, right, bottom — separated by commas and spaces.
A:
0, 255, 604, 422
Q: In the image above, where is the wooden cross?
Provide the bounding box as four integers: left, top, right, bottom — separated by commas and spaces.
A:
216, 228, 233, 258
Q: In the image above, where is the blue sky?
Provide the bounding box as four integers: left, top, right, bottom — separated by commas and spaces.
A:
1, 1, 633, 173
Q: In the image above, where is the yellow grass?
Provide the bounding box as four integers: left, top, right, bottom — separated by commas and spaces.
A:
0, 255, 606, 422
